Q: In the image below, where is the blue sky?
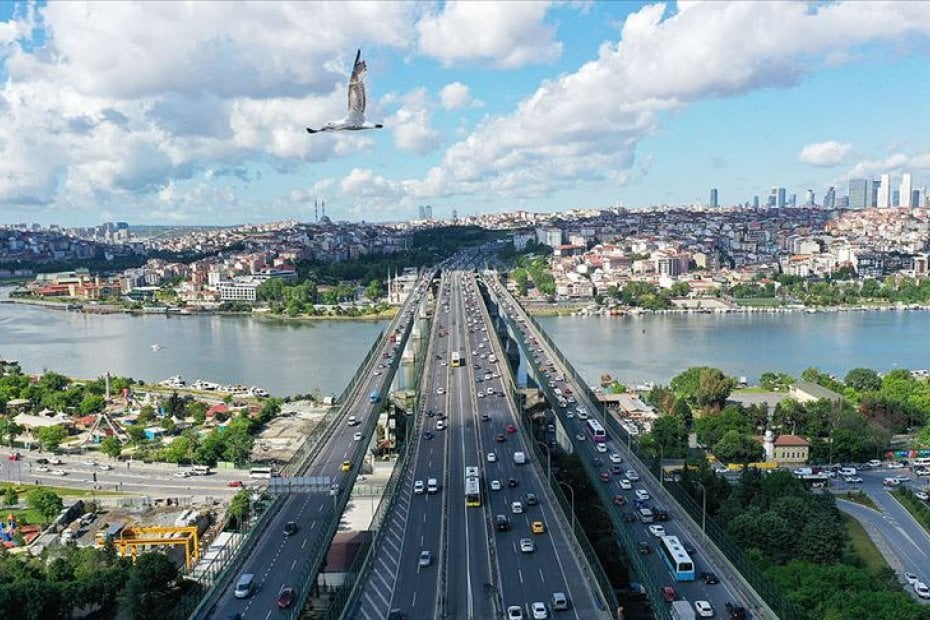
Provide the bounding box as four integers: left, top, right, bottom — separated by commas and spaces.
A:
2, 1, 930, 226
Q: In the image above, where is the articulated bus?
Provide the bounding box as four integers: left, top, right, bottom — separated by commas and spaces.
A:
659, 535, 696, 581
586, 419, 607, 443
451, 351, 462, 368
465, 465, 481, 507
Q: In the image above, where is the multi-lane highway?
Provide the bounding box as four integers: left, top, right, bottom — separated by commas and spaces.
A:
354, 269, 607, 620
487, 276, 759, 619
198, 274, 430, 620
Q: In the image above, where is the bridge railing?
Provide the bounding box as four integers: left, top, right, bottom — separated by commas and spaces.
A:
491, 278, 796, 620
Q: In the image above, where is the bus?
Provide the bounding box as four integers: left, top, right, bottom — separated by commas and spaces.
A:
369, 390, 380, 403
465, 465, 481, 507
191, 464, 211, 476
249, 466, 275, 479
912, 457, 930, 466
451, 351, 462, 368
586, 419, 607, 443
659, 535, 696, 581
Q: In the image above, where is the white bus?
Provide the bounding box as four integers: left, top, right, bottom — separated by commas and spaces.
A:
249, 466, 275, 479
191, 464, 211, 476
586, 419, 607, 443
659, 535, 696, 581
465, 466, 481, 507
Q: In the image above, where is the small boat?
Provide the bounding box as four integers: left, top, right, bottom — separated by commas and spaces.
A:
159, 375, 185, 388
250, 386, 270, 398
150, 344, 162, 352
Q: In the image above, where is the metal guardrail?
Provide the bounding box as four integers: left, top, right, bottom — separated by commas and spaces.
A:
489, 277, 794, 620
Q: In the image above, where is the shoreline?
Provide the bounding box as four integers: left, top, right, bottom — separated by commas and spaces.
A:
524, 301, 930, 317
1, 296, 398, 322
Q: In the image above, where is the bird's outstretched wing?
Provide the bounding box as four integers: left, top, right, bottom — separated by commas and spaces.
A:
347, 49, 367, 115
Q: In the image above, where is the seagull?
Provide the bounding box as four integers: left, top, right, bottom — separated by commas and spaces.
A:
307, 49, 383, 134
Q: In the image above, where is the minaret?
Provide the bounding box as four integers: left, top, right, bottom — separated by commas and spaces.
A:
763, 408, 775, 462
314, 199, 319, 222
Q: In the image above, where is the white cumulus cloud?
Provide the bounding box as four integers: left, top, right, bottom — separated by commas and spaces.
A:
439, 82, 480, 110
386, 88, 442, 155
417, 1, 562, 68
798, 141, 853, 167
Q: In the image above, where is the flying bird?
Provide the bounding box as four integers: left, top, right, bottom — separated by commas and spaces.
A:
307, 50, 383, 134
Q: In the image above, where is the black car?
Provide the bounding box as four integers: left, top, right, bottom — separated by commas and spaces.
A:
427, 410, 435, 417
638, 541, 651, 555
508, 478, 519, 488
481, 414, 491, 421
35, 458, 49, 465
725, 602, 747, 620
422, 431, 435, 440
624, 512, 638, 523
682, 541, 696, 554
524, 493, 539, 506
283, 521, 298, 536
495, 514, 511, 532
701, 571, 719, 585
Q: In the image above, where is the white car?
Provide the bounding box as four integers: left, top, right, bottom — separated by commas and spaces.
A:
99, 463, 113, 471
436, 387, 445, 395
904, 571, 920, 585
440, 361, 448, 366
174, 471, 191, 478
595, 443, 607, 453
353, 432, 363, 441
507, 606, 524, 620
477, 391, 485, 398
519, 538, 535, 553
886, 461, 905, 469
414, 480, 425, 495
915, 491, 930, 501
82, 460, 98, 467
487, 452, 497, 463
490, 479, 502, 491
50, 469, 67, 476
609, 453, 623, 464
695, 600, 714, 618
511, 501, 523, 514
648, 524, 666, 537
915, 582, 930, 599
844, 476, 863, 483
619, 479, 633, 490
36, 465, 50, 473
626, 470, 640, 481
531, 602, 548, 619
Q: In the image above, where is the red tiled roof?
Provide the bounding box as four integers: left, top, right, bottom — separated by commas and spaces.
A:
774, 434, 810, 447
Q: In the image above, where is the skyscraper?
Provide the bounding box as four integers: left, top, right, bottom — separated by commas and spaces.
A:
777, 187, 786, 208
900, 173, 913, 208
709, 188, 718, 208
753, 195, 760, 208
872, 180, 880, 207
804, 189, 815, 206
913, 189, 921, 208
848, 179, 868, 209
878, 174, 891, 208
824, 186, 836, 208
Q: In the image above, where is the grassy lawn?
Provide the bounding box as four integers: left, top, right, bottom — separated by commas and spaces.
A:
732, 387, 774, 394
837, 490, 879, 510
841, 513, 889, 573
734, 297, 781, 307
7, 507, 46, 527
3, 484, 124, 498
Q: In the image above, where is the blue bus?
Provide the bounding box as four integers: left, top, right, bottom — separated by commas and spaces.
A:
369, 390, 379, 403
659, 535, 695, 581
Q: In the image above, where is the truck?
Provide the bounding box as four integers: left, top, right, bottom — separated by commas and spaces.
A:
670, 600, 696, 620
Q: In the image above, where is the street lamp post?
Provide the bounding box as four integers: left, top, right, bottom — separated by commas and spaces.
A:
558, 480, 575, 533
697, 481, 707, 544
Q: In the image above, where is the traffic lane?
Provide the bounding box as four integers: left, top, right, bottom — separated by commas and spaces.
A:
838, 499, 930, 604
866, 488, 930, 566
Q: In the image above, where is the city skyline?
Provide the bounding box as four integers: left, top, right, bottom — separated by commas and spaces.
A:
2, 1, 930, 226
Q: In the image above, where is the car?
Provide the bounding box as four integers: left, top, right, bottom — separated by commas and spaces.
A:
614, 494, 627, 506
506, 424, 518, 434
227, 480, 243, 487
867, 459, 882, 468
610, 464, 623, 475
904, 571, 920, 585
283, 521, 298, 536
531, 602, 548, 619
619, 479, 633, 490
490, 479, 502, 491
916, 582, 930, 599
701, 571, 719, 585
50, 469, 67, 476
895, 475, 910, 483
661, 586, 677, 602
532, 520, 545, 534
638, 541, 651, 555
486, 387, 494, 395
520, 538, 535, 553
173, 470, 191, 479
626, 470, 640, 481
414, 480, 425, 494
48, 457, 63, 465
6, 453, 20, 461
487, 452, 497, 463
436, 387, 445, 395
496, 434, 506, 443
37, 465, 51, 473
725, 602, 747, 620
436, 420, 445, 431
525, 493, 538, 506
504, 477, 517, 488
423, 431, 435, 441
482, 413, 491, 421
418, 550, 432, 567
600, 472, 610, 482
682, 541, 697, 554
507, 606, 524, 620
82, 460, 98, 467
609, 453, 623, 464
695, 600, 715, 618
635, 489, 651, 501
595, 443, 607, 453
341, 461, 352, 472
511, 501, 524, 514
648, 524, 666, 537
575, 434, 586, 442
353, 432, 363, 441
477, 391, 485, 398
99, 463, 113, 471
551, 592, 569, 611
496, 515, 511, 531
844, 476, 863, 483
916, 491, 930, 501
34, 458, 49, 465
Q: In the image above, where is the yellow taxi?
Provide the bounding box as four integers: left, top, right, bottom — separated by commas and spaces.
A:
341, 461, 352, 472
531, 520, 545, 535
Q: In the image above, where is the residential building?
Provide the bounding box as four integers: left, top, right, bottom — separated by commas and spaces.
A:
789, 381, 843, 404
773, 435, 810, 465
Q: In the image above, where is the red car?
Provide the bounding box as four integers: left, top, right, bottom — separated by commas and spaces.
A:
613, 494, 626, 506
228, 480, 243, 488
496, 434, 506, 443
505, 424, 518, 434
6, 453, 21, 462
276, 587, 296, 609
600, 472, 610, 482
661, 586, 677, 602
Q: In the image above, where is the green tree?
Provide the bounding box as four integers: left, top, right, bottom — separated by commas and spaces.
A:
364, 278, 384, 300
79, 394, 106, 415
35, 425, 68, 452
228, 490, 250, 528
2, 486, 17, 506
187, 400, 208, 425
843, 368, 882, 393
126, 425, 147, 447
99, 435, 123, 460
137, 405, 156, 424
26, 488, 64, 523
713, 429, 764, 464
38, 372, 69, 392
649, 415, 688, 458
